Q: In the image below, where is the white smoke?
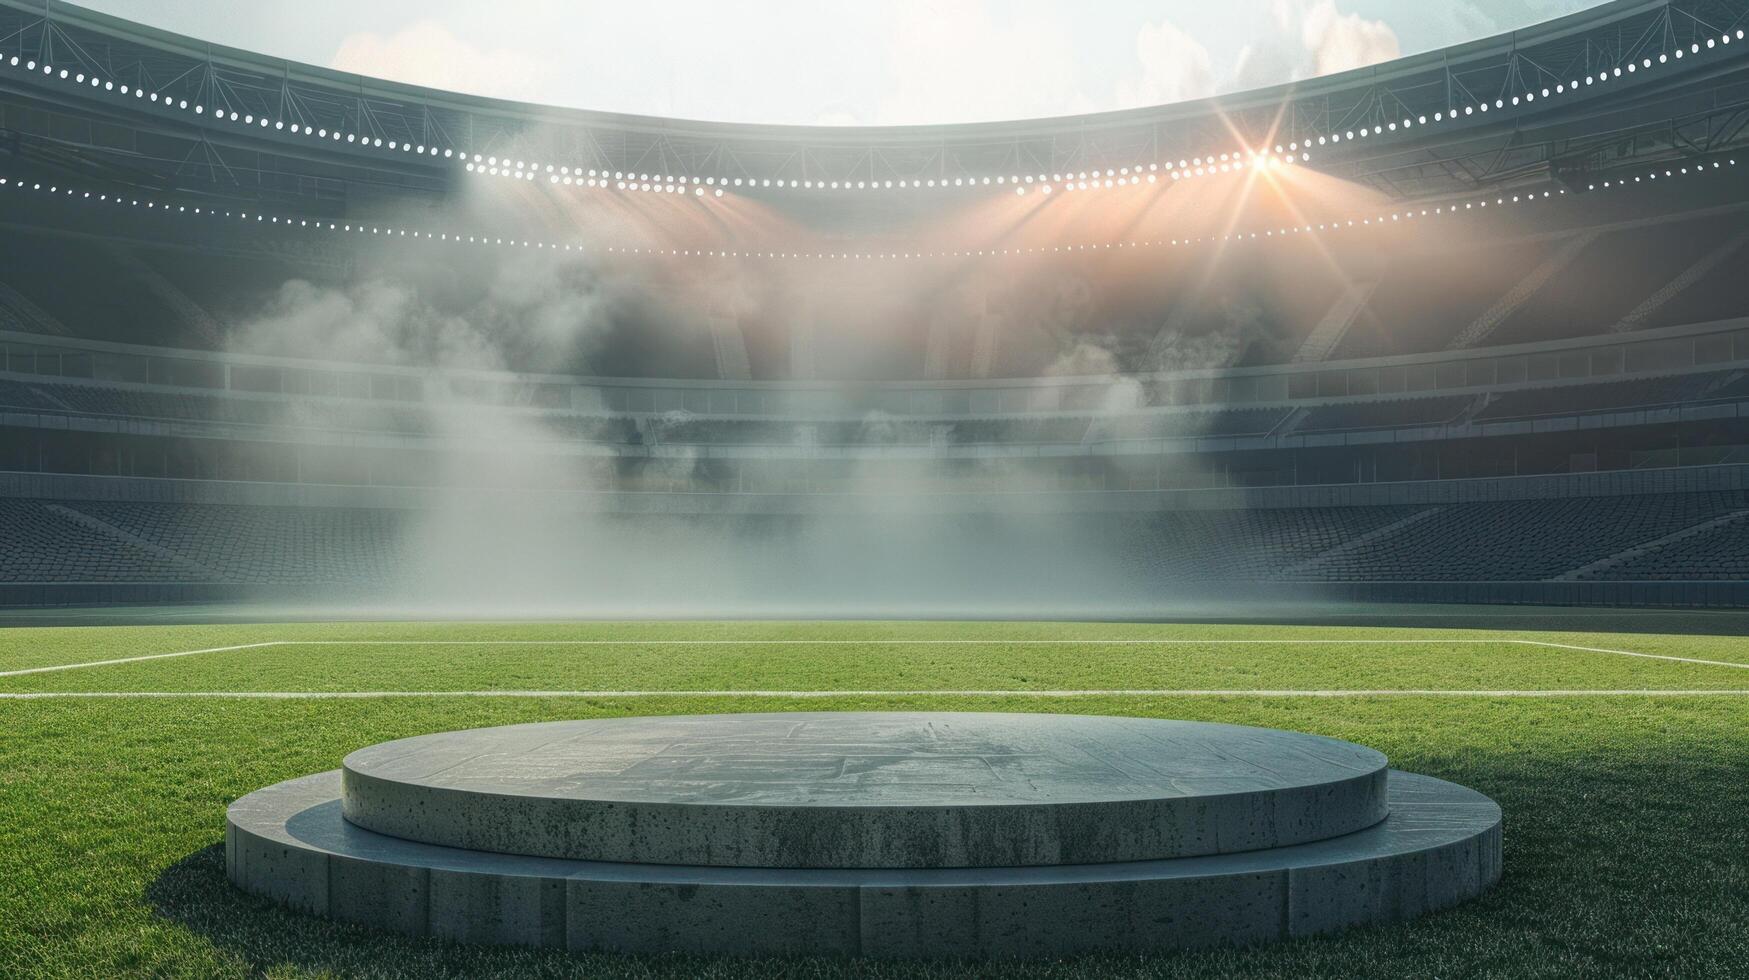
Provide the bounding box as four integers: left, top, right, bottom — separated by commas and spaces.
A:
213, 166, 1306, 616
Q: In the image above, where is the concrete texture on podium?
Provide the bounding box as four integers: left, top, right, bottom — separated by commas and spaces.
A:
339, 713, 1393, 868
229, 769, 1500, 957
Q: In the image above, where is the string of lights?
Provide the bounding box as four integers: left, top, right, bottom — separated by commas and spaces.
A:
3, 29, 1743, 199
0, 158, 1736, 263
462, 29, 1749, 195
1298, 30, 1748, 152
484, 151, 1305, 196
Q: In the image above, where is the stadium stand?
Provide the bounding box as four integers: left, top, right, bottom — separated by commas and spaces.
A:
1298, 396, 1474, 432
1, 0, 1748, 607
0, 498, 206, 582
652, 420, 805, 445
1302, 493, 1749, 581
68, 501, 405, 585
4, 490, 1744, 592
1632, 235, 1749, 331
1112, 506, 1417, 580
946, 419, 1095, 444
1486, 216, 1744, 344
1472, 373, 1728, 421
1091, 408, 1290, 441
1333, 240, 1558, 359
1595, 512, 1749, 580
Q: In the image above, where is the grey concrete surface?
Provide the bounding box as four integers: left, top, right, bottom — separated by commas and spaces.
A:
228, 768, 1502, 958
340, 713, 1390, 868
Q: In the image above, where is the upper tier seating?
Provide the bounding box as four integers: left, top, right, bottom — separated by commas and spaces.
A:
1333, 239, 1556, 359
1092, 408, 1289, 441
1486, 217, 1742, 344
1473, 373, 1727, 421
1298, 396, 1472, 432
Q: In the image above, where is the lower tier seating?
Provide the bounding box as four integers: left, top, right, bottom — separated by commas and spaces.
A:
2, 491, 1745, 586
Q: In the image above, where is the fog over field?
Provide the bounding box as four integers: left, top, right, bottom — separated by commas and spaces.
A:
210, 190, 1270, 617
198, 146, 1460, 616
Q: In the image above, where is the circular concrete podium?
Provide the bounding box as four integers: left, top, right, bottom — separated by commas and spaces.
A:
227, 713, 1501, 958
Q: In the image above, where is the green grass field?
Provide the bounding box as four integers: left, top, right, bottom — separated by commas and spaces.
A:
1, 616, 1746, 978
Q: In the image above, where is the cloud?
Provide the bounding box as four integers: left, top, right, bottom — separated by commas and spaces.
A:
329, 20, 547, 103
1116, 18, 1216, 109
1233, 1, 1400, 90
1300, 1, 1401, 76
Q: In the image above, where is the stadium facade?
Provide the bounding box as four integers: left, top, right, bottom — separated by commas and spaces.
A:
2, 0, 1749, 610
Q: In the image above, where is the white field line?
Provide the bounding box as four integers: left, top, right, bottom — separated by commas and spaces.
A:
0, 638, 1509, 678
2, 637, 1745, 679
1516, 640, 1749, 670
0, 641, 288, 677
3, 689, 1748, 700
285, 639, 1510, 644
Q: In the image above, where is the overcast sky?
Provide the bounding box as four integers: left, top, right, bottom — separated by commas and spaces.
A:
74, 0, 1598, 126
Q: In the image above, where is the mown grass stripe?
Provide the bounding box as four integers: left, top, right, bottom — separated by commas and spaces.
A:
4, 689, 1747, 699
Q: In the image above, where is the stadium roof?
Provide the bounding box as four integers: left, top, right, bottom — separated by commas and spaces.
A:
3, 0, 1748, 201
